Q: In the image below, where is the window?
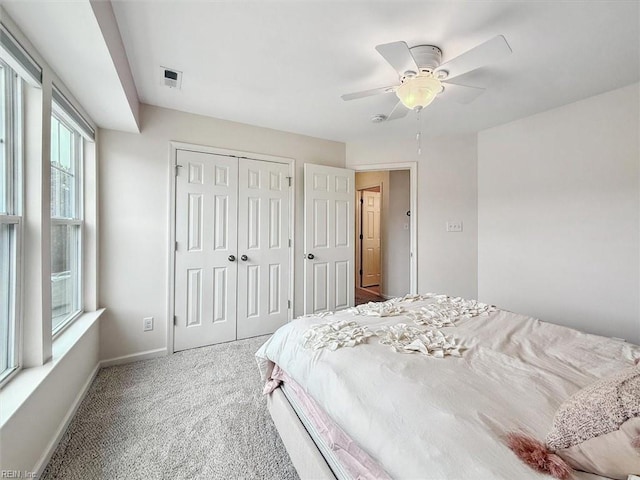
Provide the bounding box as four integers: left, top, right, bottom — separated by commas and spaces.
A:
0, 59, 22, 382
50, 110, 82, 333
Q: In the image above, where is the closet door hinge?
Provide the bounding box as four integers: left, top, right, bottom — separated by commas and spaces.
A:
173, 315, 177, 326
288, 300, 291, 309
286, 176, 292, 187
288, 239, 292, 247
175, 241, 178, 251
175, 164, 183, 175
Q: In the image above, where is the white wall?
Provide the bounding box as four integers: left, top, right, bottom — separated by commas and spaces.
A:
347, 134, 478, 299
478, 83, 640, 344
98, 104, 345, 361
387, 170, 411, 297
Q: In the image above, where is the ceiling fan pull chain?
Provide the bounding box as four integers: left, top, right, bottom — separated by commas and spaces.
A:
416, 109, 422, 156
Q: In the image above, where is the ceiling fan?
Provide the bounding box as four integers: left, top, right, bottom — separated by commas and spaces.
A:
342, 35, 512, 121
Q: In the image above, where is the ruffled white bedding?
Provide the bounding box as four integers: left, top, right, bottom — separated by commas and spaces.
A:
302, 320, 373, 351
256, 296, 640, 479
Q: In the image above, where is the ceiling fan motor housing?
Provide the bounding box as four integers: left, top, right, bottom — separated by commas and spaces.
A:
409, 45, 442, 74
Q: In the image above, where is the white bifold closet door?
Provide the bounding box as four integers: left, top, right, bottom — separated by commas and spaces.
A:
174, 150, 290, 352
236, 158, 290, 339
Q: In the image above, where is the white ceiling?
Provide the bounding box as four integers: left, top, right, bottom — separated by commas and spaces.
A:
4, 1, 640, 143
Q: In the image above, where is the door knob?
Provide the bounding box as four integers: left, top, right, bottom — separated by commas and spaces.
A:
228, 255, 236, 262
306, 253, 315, 260
240, 255, 248, 261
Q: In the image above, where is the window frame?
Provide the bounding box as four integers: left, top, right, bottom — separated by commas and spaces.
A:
50, 107, 84, 337
0, 58, 23, 387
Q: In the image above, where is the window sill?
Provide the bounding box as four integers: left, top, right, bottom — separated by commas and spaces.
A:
0, 308, 104, 427
52, 309, 84, 340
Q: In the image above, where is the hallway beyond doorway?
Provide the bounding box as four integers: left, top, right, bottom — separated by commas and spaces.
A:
355, 286, 385, 305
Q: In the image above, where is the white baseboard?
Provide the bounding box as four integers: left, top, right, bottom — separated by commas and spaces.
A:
33, 362, 100, 478
100, 347, 167, 368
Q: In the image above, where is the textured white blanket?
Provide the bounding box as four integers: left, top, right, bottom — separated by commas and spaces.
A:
256, 297, 639, 479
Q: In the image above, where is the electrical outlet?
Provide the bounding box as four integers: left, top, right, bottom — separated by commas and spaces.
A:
143, 317, 154, 332
446, 221, 463, 233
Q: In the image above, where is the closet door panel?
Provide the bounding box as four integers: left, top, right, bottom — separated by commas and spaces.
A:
237, 159, 290, 339
174, 151, 238, 351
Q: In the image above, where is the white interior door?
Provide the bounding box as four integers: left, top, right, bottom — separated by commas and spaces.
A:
361, 190, 381, 287
174, 150, 238, 351
237, 159, 290, 339
304, 164, 355, 314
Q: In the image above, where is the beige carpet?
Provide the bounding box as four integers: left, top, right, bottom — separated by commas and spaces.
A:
42, 336, 298, 480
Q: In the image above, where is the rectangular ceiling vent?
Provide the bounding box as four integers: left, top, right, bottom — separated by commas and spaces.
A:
161, 67, 182, 89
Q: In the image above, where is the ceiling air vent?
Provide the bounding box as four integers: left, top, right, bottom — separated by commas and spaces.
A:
161, 67, 182, 89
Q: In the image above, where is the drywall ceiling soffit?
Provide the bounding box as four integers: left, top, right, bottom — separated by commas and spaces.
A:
2, 0, 140, 133
111, 1, 639, 143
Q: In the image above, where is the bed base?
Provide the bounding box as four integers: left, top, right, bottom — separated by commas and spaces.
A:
267, 388, 337, 480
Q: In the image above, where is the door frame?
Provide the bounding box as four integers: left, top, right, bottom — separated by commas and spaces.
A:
167, 141, 296, 355
352, 163, 418, 295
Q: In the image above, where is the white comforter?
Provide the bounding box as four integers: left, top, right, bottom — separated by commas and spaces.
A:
256, 297, 640, 480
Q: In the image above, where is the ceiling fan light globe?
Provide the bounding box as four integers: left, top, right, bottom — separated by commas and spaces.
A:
396, 74, 442, 110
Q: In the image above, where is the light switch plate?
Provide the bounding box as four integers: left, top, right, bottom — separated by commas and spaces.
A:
446, 221, 463, 232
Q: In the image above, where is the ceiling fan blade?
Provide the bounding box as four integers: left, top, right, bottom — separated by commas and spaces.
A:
440, 82, 485, 104
436, 35, 512, 80
341, 86, 396, 101
386, 101, 409, 121
375, 41, 419, 76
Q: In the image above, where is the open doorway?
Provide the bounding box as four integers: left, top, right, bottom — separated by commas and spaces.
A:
355, 169, 412, 305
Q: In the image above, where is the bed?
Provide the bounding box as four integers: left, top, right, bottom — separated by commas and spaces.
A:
255, 294, 640, 479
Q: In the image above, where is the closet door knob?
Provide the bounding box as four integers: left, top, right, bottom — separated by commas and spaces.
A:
228, 255, 236, 262
240, 255, 248, 261
306, 253, 315, 260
